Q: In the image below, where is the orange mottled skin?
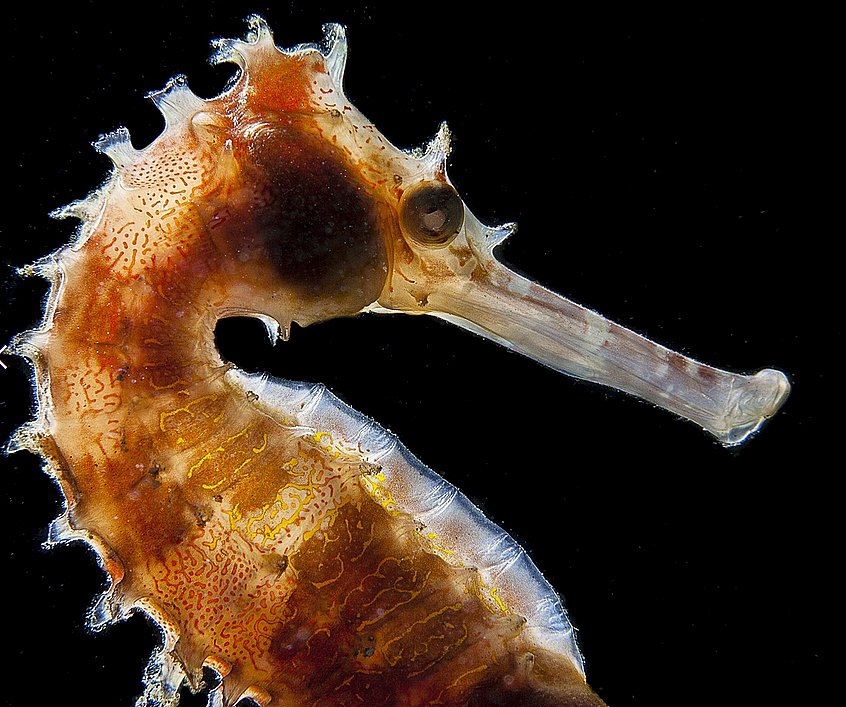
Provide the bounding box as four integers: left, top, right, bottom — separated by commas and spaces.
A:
20, 21, 605, 707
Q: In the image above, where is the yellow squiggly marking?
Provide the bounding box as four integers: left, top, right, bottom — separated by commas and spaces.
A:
350, 562, 430, 632
489, 586, 509, 613
433, 663, 489, 703
406, 622, 469, 678
227, 436, 347, 547
470, 577, 511, 615
158, 393, 220, 437
360, 470, 400, 516
201, 530, 220, 551
381, 602, 463, 663
425, 530, 456, 558
224, 503, 243, 531
312, 557, 345, 589
252, 433, 268, 454
187, 424, 252, 478
312, 430, 335, 449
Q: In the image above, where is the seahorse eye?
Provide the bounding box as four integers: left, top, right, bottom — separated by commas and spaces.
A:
399, 180, 464, 247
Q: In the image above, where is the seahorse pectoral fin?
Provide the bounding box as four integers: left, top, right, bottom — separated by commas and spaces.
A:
374, 211, 789, 445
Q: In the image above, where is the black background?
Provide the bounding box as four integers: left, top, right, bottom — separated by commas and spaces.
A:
0, 3, 834, 706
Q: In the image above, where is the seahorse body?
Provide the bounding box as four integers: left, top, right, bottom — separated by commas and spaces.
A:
12, 19, 606, 707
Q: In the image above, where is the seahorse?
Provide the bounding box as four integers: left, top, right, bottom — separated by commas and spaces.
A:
8, 18, 789, 706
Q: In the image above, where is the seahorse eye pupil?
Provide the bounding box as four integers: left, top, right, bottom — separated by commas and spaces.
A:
422, 207, 447, 231
399, 180, 464, 246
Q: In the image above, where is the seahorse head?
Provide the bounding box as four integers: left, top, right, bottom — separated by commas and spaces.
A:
71, 17, 518, 352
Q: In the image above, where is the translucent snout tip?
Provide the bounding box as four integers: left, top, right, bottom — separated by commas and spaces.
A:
716, 367, 791, 446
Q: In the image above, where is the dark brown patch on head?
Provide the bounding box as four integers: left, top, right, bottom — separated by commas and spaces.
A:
233, 123, 389, 305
